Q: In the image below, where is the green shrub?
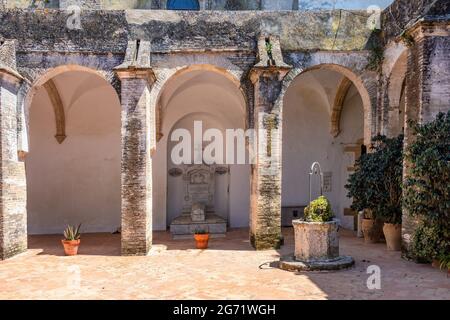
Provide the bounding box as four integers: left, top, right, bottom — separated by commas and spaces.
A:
405, 111, 450, 260
439, 254, 450, 271
304, 196, 334, 223
412, 222, 448, 263
346, 135, 403, 224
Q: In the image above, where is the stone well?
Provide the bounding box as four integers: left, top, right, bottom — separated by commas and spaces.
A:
280, 219, 354, 271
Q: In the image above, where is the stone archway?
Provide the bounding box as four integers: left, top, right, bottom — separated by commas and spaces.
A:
280, 65, 367, 231
386, 50, 408, 137
24, 66, 122, 239
277, 63, 375, 146
150, 62, 247, 145
151, 65, 249, 235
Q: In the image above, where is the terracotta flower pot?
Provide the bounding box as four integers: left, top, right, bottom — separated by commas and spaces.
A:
361, 219, 381, 244
194, 234, 210, 249
383, 223, 402, 251
61, 239, 80, 256
432, 259, 441, 269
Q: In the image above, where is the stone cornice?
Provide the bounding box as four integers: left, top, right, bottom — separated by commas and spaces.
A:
115, 68, 156, 84
407, 19, 450, 40
249, 66, 292, 84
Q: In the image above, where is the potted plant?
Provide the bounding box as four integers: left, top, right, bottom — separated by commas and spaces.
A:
194, 228, 210, 249
346, 143, 384, 244
347, 135, 403, 247
373, 135, 404, 251
61, 224, 81, 256
360, 209, 382, 244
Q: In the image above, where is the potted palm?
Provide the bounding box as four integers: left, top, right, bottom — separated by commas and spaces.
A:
194, 228, 210, 249
61, 224, 81, 256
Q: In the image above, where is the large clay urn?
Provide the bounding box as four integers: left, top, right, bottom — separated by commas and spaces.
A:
292, 219, 339, 262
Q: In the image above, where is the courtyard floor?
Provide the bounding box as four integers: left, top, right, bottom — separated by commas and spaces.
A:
0, 228, 448, 300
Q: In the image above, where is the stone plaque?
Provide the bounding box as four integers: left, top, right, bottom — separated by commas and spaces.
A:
182, 164, 216, 213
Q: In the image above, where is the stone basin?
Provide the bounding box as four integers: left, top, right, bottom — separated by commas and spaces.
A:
280, 219, 354, 272
293, 219, 339, 262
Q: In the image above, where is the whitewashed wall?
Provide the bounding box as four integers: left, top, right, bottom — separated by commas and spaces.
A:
282, 69, 364, 230
152, 70, 250, 230
27, 71, 121, 235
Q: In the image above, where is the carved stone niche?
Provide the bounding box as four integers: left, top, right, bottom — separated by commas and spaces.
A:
182, 164, 216, 215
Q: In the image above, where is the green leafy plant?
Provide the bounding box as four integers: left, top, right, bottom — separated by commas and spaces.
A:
439, 254, 450, 272
405, 111, 450, 261
304, 196, 334, 223
265, 40, 273, 56
63, 224, 82, 241
346, 135, 404, 224
412, 222, 447, 262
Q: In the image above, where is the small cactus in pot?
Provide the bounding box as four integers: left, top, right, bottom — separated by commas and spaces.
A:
61, 224, 82, 256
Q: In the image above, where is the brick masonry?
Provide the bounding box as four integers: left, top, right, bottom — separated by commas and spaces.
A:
117, 70, 155, 256
0, 73, 27, 260
401, 22, 450, 259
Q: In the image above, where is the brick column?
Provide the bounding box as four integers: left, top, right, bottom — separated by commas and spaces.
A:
116, 69, 155, 256
249, 67, 290, 250
402, 22, 450, 258
0, 69, 27, 260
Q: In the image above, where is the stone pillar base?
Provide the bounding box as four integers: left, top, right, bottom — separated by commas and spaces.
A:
250, 232, 283, 250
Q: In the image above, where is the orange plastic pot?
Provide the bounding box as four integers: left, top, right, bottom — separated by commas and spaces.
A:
194, 234, 210, 249
61, 239, 80, 256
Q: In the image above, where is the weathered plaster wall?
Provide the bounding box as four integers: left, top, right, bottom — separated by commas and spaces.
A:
0, 9, 374, 53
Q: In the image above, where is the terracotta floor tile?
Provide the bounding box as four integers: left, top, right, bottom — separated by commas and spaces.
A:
0, 228, 448, 300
